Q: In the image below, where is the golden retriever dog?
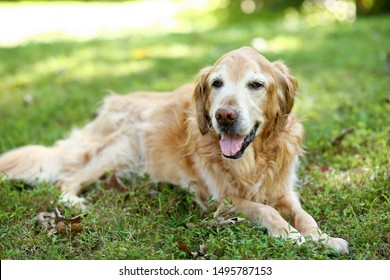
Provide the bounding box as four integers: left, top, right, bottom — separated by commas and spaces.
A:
0, 47, 348, 253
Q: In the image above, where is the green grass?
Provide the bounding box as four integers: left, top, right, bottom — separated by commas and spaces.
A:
0, 11, 389, 259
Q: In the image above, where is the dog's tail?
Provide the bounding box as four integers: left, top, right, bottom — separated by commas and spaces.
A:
0, 93, 136, 189
0, 145, 63, 184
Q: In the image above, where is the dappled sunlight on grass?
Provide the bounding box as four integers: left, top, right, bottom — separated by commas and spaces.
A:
27, 50, 155, 83
38, 57, 153, 83
144, 44, 203, 59
0, 41, 210, 96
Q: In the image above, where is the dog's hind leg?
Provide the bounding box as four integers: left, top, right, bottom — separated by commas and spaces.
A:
56, 134, 140, 209
56, 157, 117, 209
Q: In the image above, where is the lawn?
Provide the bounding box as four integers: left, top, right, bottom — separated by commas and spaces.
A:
0, 3, 389, 260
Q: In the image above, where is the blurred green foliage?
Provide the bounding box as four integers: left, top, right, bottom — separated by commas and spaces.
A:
221, 0, 390, 22
356, 0, 390, 15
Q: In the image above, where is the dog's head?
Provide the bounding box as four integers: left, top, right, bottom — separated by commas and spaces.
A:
193, 47, 297, 159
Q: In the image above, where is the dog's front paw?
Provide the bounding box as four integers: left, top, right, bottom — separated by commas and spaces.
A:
325, 237, 349, 254
270, 226, 305, 245
285, 230, 305, 245
59, 193, 87, 211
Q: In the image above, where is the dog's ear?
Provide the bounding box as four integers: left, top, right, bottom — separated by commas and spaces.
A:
193, 66, 212, 135
272, 61, 298, 115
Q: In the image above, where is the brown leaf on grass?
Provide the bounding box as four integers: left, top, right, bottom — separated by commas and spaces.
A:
65, 213, 87, 224
104, 173, 127, 192
322, 166, 330, 172
57, 213, 87, 234
305, 163, 330, 173
176, 241, 210, 260
176, 240, 192, 255
34, 208, 86, 235
331, 127, 354, 146
56, 220, 84, 234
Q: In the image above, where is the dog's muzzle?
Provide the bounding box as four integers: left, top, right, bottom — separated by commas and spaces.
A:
215, 107, 259, 159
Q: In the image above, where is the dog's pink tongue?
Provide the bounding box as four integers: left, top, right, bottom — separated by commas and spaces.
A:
220, 132, 245, 157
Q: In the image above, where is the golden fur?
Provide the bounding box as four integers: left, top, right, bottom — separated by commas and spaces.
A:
0, 47, 348, 253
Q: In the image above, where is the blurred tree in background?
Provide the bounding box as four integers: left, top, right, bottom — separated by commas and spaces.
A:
220, 0, 389, 21
355, 0, 390, 15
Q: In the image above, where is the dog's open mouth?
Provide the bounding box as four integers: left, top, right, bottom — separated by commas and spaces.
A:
219, 123, 259, 159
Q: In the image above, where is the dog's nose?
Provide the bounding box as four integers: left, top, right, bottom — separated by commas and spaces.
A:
215, 107, 238, 126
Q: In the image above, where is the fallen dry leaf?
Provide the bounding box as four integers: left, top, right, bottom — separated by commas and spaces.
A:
305, 163, 330, 173
56, 220, 67, 232
56, 220, 84, 234
176, 240, 191, 255
176, 240, 210, 260
34, 208, 86, 236
65, 213, 88, 224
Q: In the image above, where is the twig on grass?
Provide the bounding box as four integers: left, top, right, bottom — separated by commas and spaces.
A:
331, 127, 354, 146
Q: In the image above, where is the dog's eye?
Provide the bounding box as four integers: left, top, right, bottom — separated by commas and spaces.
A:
248, 81, 264, 90
211, 79, 223, 88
